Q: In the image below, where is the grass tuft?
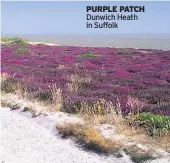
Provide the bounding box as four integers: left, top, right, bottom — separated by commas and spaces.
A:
10, 104, 21, 110
80, 128, 121, 153
1, 77, 18, 93
56, 123, 121, 153
56, 123, 85, 138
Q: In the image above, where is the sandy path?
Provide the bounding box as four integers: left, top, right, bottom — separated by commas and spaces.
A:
0, 107, 133, 163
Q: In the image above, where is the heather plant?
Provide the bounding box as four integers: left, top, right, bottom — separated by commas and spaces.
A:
62, 96, 83, 113
148, 101, 170, 116
3, 41, 170, 159
1, 40, 170, 118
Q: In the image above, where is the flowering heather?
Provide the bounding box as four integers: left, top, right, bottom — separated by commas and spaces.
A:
1, 43, 170, 116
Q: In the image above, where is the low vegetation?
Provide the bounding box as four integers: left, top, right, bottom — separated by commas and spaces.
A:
76, 53, 103, 59
127, 113, 170, 136
56, 123, 121, 153
1, 37, 170, 161
1, 37, 27, 45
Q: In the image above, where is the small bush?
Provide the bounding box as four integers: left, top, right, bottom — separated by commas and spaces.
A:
139, 113, 170, 136
76, 53, 103, 59
116, 49, 136, 55
2, 37, 26, 45
15, 46, 30, 55
1, 77, 18, 93
127, 113, 170, 136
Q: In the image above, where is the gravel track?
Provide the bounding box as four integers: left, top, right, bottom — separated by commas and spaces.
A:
0, 107, 132, 163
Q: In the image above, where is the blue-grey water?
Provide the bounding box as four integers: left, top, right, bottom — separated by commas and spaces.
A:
2, 34, 170, 50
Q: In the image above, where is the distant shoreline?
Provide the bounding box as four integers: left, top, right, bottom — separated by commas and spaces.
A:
0, 39, 58, 46
28, 41, 58, 46
1, 34, 170, 50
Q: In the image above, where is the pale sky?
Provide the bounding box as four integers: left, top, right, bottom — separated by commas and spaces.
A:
1, 1, 170, 35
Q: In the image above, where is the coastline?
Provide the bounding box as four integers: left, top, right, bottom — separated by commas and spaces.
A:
0, 40, 58, 46
28, 41, 58, 46
1, 34, 170, 50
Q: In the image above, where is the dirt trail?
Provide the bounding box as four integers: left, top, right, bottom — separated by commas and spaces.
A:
1, 107, 170, 163
0, 107, 132, 163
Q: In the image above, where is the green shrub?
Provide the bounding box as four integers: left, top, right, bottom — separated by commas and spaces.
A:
76, 53, 103, 59
15, 46, 30, 55
2, 37, 26, 45
116, 49, 136, 55
117, 51, 134, 55
138, 113, 170, 136
128, 113, 170, 136
37, 43, 46, 46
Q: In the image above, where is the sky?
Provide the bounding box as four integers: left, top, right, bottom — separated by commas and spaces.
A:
1, 1, 170, 35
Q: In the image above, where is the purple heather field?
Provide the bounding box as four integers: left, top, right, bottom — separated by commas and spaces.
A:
1, 43, 170, 116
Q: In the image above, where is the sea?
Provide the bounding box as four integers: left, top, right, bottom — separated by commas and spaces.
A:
2, 34, 170, 50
